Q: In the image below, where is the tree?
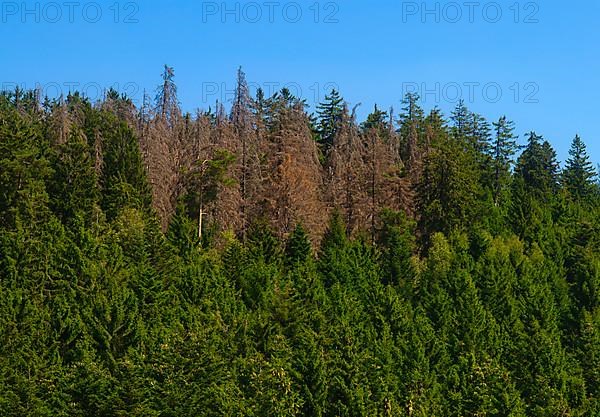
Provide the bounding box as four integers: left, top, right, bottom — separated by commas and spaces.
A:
185, 149, 236, 242
416, 124, 482, 242
139, 66, 185, 229
100, 115, 153, 220
450, 99, 470, 141
490, 116, 519, 205
315, 89, 344, 151
48, 127, 100, 226
324, 107, 369, 235
231, 67, 255, 241
398, 93, 425, 175
468, 112, 492, 156
378, 209, 416, 287
285, 223, 312, 267
262, 98, 327, 240
563, 135, 597, 201
362, 106, 411, 238
155, 65, 180, 123
515, 132, 559, 198
0, 105, 52, 228
360, 104, 389, 133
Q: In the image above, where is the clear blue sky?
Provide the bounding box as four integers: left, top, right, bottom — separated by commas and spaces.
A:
1, 0, 598, 165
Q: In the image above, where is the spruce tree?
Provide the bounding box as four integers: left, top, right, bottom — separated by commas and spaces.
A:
100, 116, 153, 220
515, 132, 559, 197
315, 89, 344, 150
450, 99, 471, 140
285, 223, 312, 267
398, 93, 425, 171
416, 125, 482, 241
491, 116, 519, 205
563, 135, 597, 201
184, 149, 236, 241
48, 127, 100, 226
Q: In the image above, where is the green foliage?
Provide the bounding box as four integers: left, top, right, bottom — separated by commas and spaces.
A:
515, 132, 560, 198
286, 223, 312, 267
48, 127, 100, 226
416, 131, 483, 241
100, 115, 152, 219
490, 116, 519, 206
563, 135, 597, 203
315, 89, 344, 150
0, 88, 599, 416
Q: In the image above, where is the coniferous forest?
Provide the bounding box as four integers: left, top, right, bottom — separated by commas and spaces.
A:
1, 66, 599, 416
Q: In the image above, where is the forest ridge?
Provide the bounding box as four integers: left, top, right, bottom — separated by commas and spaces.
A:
0, 66, 599, 415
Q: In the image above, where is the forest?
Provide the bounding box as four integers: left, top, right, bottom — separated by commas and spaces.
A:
0, 66, 599, 416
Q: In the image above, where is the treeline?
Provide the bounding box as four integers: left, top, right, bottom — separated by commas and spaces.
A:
0, 66, 599, 416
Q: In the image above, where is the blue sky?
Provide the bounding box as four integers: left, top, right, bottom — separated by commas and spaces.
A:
1, 0, 598, 165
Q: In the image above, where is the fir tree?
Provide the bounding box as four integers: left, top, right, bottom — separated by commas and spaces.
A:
490, 116, 519, 205
285, 223, 312, 267
398, 93, 425, 171
563, 135, 597, 201
315, 89, 344, 150
515, 132, 560, 198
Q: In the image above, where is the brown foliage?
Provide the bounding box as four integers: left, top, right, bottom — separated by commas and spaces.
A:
261, 104, 327, 242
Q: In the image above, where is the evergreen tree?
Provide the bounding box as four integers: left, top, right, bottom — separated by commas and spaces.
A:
184, 149, 236, 241
450, 99, 471, 140
398, 93, 425, 172
315, 89, 344, 150
360, 104, 389, 134
48, 127, 100, 226
285, 223, 312, 267
100, 115, 153, 219
563, 135, 597, 201
468, 112, 492, 155
231, 67, 254, 240
491, 116, 519, 205
416, 127, 482, 242
515, 132, 560, 197
247, 218, 282, 264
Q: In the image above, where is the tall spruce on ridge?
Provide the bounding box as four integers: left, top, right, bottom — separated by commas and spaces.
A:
155, 65, 179, 123
315, 89, 344, 151
450, 99, 471, 140
491, 116, 519, 205
398, 93, 425, 173
231, 67, 254, 241
516, 131, 560, 197
416, 112, 482, 241
563, 135, 597, 201
450, 101, 491, 155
